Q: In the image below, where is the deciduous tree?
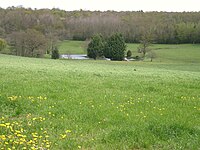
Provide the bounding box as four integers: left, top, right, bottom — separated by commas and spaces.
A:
10, 29, 47, 57
138, 32, 153, 57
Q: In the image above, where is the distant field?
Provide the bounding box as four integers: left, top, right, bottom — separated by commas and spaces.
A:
2, 40, 200, 63
0, 54, 200, 149
58, 40, 200, 63
58, 40, 87, 55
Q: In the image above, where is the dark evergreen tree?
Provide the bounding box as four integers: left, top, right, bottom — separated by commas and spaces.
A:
104, 33, 126, 61
87, 34, 104, 59
51, 46, 59, 59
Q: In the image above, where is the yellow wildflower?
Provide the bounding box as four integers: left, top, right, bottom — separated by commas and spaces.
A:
0, 124, 6, 127
0, 135, 6, 140
65, 130, 72, 133
60, 134, 67, 139
78, 146, 81, 149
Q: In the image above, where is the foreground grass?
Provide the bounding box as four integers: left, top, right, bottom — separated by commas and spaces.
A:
0, 54, 200, 149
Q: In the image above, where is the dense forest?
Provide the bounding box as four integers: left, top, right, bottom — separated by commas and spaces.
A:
0, 7, 200, 56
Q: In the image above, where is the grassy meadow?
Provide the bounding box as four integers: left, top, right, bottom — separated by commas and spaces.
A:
58, 40, 87, 55
0, 42, 200, 149
59, 40, 200, 63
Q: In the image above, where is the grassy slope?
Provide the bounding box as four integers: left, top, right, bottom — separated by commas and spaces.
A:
0, 54, 200, 149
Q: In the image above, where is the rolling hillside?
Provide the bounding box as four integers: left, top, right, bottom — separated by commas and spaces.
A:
0, 54, 200, 149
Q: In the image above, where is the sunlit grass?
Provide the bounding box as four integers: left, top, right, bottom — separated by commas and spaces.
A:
0, 54, 200, 149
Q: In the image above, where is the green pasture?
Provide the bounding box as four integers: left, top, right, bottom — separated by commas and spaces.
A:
59, 40, 200, 63
0, 54, 200, 149
58, 40, 86, 55
2, 40, 200, 64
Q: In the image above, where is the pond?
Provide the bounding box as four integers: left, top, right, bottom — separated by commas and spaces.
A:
61, 54, 89, 60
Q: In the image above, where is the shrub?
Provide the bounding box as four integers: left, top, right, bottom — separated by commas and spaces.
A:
127, 50, 132, 58
135, 56, 140, 60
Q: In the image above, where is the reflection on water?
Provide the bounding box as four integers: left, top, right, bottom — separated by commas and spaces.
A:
61, 54, 89, 60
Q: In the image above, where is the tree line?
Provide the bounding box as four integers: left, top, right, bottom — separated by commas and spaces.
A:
0, 7, 200, 57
